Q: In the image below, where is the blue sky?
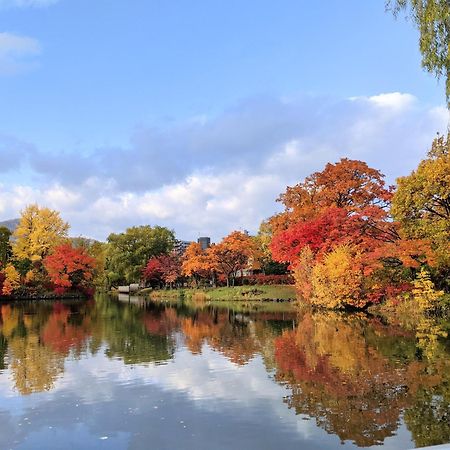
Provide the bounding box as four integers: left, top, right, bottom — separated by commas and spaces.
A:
0, 0, 448, 241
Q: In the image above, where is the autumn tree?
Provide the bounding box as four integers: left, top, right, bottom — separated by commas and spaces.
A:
311, 245, 367, 309
158, 252, 182, 288
13, 204, 69, 262
392, 135, 450, 274
1, 264, 20, 296
387, 0, 450, 105
267, 158, 438, 307
142, 258, 164, 288
106, 225, 175, 285
272, 158, 392, 233
0, 226, 12, 266
143, 252, 182, 288
43, 244, 97, 294
208, 231, 255, 287
182, 242, 213, 286
412, 267, 444, 312
270, 207, 370, 265
293, 246, 314, 301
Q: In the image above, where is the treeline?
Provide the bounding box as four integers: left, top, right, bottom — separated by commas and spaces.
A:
0, 135, 448, 309
0, 209, 269, 298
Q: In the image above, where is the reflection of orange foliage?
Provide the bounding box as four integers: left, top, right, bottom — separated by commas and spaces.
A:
143, 308, 179, 336
181, 310, 258, 365
0, 304, 19, 337
274, 312, 412, 446
210, 332, 258, 366
40, 303, 90, 354
182, 317, 218, 354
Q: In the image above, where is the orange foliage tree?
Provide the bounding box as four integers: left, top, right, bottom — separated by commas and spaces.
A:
268, 158, 436, 308
43, 244, 96, 294
207, 231, 255, 286
272, 158, 393, 233
182, 243, 213, 286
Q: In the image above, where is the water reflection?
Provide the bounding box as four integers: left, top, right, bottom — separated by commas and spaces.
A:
0, 296, 448, 449
274, 311, 450, 447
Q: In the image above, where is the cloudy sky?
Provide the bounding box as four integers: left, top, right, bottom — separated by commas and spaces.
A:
0, 0, 448, 241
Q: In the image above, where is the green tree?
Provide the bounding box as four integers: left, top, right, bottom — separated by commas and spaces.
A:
106, 225, 175, 285
387, 0, 450, 105
0, 226, 12, 266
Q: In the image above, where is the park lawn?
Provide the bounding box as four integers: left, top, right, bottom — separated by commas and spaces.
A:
148, 284, 297, 302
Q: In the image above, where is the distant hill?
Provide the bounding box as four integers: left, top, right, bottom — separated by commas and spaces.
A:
0, 219, 19, 233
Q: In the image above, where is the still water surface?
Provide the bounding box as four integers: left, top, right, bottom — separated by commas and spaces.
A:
0, 295, 449, 449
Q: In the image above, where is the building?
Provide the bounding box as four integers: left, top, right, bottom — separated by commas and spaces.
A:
174, 239, 193, 255
197, 236, 211, 250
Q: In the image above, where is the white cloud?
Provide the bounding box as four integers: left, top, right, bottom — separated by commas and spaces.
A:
0, 32, 41, 75
0, 92, 447, 241
368, 92, 416, 110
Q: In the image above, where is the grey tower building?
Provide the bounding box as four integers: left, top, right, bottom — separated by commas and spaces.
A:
197, 236, 211, 250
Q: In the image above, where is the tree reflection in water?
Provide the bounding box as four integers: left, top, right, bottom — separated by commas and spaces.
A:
0, 296, 448, 448
273, 311, 450, 447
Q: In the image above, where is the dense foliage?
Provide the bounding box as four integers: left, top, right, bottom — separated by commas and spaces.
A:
43, 244, 97, 295
266, 146, 448, 309
106, 225, 175, 285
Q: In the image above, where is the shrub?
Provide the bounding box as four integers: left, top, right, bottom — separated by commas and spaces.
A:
241, 274, 294, 285
311, 245, 366, 309
413, 267, 444, 312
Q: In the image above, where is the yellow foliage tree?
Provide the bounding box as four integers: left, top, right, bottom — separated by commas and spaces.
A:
311, 245, 365, 309
2, 264, 21, 295
412, 267, 444, 312
13, 204, 69, 262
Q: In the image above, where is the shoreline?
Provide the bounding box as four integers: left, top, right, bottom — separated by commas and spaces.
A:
0, 292, 89, 302
142, 284, 297, 302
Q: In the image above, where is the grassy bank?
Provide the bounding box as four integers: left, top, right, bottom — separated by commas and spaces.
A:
147, 284, 297, 302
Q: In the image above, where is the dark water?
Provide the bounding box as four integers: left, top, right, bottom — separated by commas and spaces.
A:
0, 295, 449, 450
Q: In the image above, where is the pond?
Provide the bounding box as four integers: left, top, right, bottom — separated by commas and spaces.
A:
0, 295, 449, 449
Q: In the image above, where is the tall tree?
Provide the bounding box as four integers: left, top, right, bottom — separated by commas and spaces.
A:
387, 0, 450, 106
13, 204, 69, 262
106, 225, 175, 285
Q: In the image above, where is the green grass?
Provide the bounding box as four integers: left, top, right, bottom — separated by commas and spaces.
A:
148, 284, 297, 302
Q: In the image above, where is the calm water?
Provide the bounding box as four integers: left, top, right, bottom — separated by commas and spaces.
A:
0, 295, 449, 450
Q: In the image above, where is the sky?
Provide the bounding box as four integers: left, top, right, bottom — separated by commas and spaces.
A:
0, 0, 448, 242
